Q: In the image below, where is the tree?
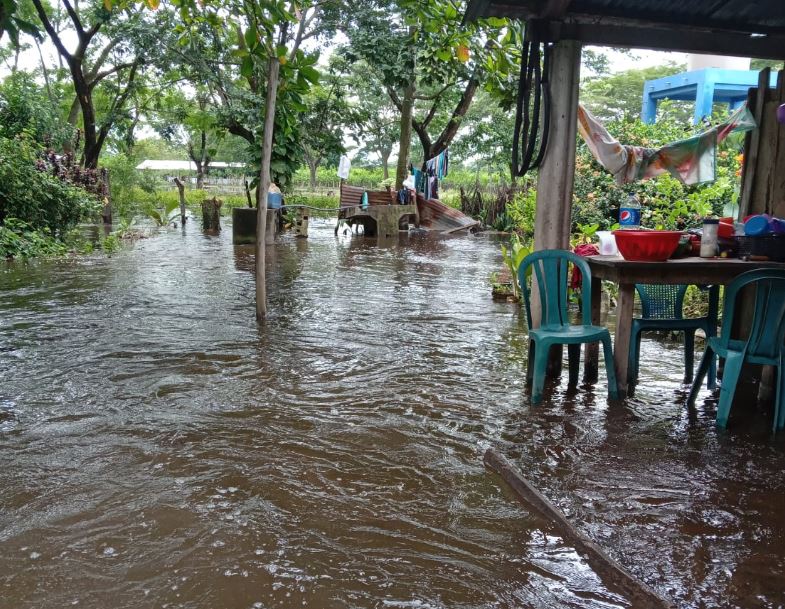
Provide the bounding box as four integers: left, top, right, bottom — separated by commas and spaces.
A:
452, 89, 517, 182
150, 88, 224, 188
344, 0, 518, 188
0, 0, 39, 48
329, 53, 399, 179
580, 62, 687, 123
300, 79, 347, 189
29, 0, 149, 167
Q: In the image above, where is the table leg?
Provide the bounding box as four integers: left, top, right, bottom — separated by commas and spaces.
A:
614, 282, 635, 397
584, 278, 601, 382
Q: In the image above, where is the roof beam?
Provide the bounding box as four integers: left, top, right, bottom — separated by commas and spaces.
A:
543, 21, 785, 61
539, 0, 571, 19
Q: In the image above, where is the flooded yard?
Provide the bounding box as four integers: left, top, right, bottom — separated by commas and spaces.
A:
1, 220, 783, 608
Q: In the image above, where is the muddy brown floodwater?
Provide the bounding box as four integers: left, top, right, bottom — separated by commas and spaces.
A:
1, 219, 784, 609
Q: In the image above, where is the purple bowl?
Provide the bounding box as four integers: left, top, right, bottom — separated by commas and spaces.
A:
778, 104, 785, 125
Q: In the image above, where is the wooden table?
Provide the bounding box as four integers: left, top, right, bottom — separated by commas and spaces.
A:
584, 256, 785, 395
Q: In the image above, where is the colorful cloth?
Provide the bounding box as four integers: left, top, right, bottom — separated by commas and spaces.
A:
570, 244, 599, 289
577, 103, 756, 186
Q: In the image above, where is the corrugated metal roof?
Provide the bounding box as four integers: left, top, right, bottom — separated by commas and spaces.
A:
467, 0, 785, 33
465, 0, 785, 58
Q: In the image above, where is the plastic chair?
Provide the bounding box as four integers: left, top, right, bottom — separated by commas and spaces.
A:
688, 269, 785, 431
628, 284, 720, 387
519, 250, 620, 404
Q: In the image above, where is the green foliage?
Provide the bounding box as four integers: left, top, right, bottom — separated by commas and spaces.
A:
0, 218, 68, 259
506, 187, 536, 238
0, 72, 73, 147
285, 193, 339, 210
101, 153, 142, 221
0, 135, 100, 235
580, 63, 687, 122
500, 234, 531, 298
572, 113, 742, 233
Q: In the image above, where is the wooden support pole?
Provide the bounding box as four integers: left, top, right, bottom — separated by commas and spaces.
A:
173, 177, 187, 226
532, 39, 581, 374
484, 449, 674, 609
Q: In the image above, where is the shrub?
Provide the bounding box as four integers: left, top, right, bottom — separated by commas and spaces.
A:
0, 218, 69, 259
0, 135, 100, 235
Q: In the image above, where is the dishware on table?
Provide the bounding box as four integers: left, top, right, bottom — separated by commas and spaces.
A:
596, 230, 618, 256
612, 230, 683, 261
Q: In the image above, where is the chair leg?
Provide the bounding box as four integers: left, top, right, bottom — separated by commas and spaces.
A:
684, 330, 695, 384
776, 356, 785, 431
707, 346, 717, 391
567, 344, 580, 386
526, 339, 535, 386
688, 346, 714, 407
531, 340, 551, 405
716, 351, 744, 429
601, 336, 621, 400
628, 327, 642, 386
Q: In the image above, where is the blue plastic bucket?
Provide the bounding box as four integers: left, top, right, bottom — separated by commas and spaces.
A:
267, 192, 283, 209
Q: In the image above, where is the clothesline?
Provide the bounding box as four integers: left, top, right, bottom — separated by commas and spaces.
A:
577, 103, 756, 186
412, 149, 450, 200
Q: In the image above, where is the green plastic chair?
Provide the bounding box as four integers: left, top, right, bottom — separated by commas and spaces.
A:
688, 269, 785, 431
519, 249, 620, 404
629, 284, 720, 387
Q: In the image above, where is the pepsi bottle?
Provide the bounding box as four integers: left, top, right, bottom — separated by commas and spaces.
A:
619, 195, 641, 230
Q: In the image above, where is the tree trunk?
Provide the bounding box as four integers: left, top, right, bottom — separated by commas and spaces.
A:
256, 54, 281, 321
308, 159, 318, 190
75, 78, 100, 169
395, 81, 416, 190
381, 147, 391, 180
201, 197, 222, 230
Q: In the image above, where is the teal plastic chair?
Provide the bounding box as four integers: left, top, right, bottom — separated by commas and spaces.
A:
688, 269, 785, 431
629, 284, 720, 387
519, 250, 620, 404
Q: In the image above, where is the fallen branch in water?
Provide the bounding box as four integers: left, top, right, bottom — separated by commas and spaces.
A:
484, 448, 674, 609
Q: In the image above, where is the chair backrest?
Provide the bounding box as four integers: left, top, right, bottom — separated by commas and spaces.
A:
719, 269, 785, 360
635, 284, 689, 319
518, 249, 593, 329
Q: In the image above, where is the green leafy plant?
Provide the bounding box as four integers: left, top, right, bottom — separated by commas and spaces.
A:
500, 234, 531, 298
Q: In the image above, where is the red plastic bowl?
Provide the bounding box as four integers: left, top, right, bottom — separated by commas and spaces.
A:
612, 230, 683, 261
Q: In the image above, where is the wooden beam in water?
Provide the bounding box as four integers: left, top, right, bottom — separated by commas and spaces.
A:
484, 448, 675, 609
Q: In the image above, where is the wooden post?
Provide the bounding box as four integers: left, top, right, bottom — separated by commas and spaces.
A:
532, 39, 581, 373
173, 177, 187, 226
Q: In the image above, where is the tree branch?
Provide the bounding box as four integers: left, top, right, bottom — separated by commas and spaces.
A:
61, 0, 84, 38
31, 0, 73, 62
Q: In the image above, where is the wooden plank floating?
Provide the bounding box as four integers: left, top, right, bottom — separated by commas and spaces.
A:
484, 448, 675, 609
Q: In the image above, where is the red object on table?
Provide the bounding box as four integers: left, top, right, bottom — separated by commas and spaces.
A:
570, 243, 599, 288
612, 230, 682, 261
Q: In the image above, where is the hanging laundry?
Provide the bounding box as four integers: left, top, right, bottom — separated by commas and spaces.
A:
577, 103, 755, 186
416, 149, 450, 200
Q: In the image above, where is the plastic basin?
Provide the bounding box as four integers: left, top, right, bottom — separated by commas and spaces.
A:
612, 230, 683, 261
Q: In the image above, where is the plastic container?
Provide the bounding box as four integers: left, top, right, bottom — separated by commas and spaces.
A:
612, 230, 682, 261
596, 231, 618, 256
619, 195, 641, 230
744, 214, 773, 236
700, 218, 719, 258
267, 192, 283, 209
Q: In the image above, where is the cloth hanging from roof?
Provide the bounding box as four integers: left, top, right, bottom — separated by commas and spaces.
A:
577, 103, 756, 186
